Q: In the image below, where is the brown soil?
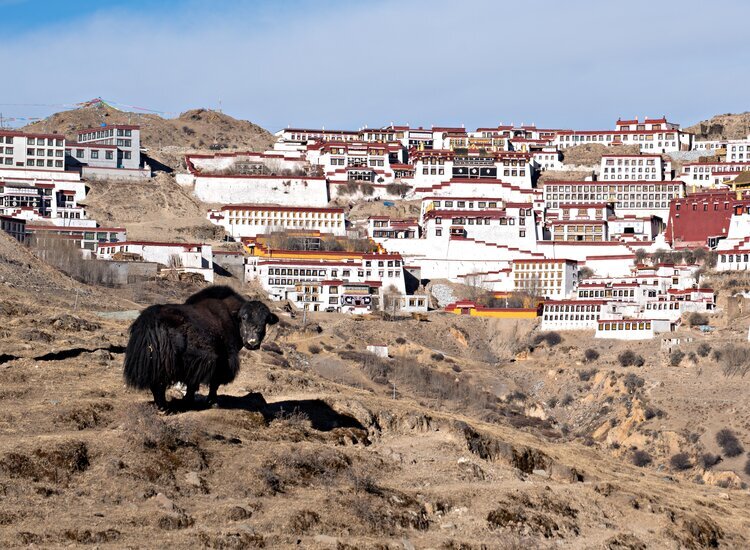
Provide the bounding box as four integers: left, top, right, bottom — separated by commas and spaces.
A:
79, 173, 223, 243
561, 144, 642, 166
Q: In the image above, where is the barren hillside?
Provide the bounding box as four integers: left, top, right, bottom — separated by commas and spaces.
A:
0, 266, 750, 547
561, 143, 641, 166
23, 103, 274, 152
80, 173, 223, 243
686, 113, 750, 140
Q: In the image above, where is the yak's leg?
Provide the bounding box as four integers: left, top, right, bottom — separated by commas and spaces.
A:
150, 382, 168, 410
184, 383, 198, 402
207, 382, 219, 406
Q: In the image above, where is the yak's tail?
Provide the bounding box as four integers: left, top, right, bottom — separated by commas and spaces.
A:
123, 306, 177, 389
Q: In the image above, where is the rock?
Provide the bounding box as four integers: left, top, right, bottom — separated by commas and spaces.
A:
549, 463, 583, 483
228, 506, 252, 521
532, 469, 549, 478
313, 534, 338, 545
152, 493, 176, 512
185, 471, 202, 488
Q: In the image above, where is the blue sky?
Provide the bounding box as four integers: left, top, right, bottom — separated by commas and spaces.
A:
2, 0, 749, 132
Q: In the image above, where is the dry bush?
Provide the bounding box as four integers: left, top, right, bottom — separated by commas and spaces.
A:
717, 344, 750, 377
560, 394, 574, 406
744, 458, 750, 476
578, 368, 597, 381
623, 373, 645, 393
687, 312, 709, 326
395, 337, 406, 345
261, 447, 351, 493
670, 350, 685, 367
431, 352, 445, 362
532, 331, 562, 347
120, 404, 206, 484
288, 509, 320, 535
386, 183, 410, 196
631, 450, 652, 467
308, 344, 321, 354
670, 452, 692, 471
583, 349, 599, 363
618, 351, 645, 367
716, 429, 744, 457
697, 343, 712, 358
56, 402, 114, 430
0, 441, 89, 484
698, 453, 722, 469
546, 397, 558, 408
64, 529, 121, 544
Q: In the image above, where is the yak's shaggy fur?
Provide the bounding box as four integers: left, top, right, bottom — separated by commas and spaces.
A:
123, 286, 279, 408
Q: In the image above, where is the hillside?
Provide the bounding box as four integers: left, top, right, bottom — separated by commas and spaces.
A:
686, 113, 750, 140
80, 173, 223, 242
0, 286, 749, 547
23, 102, 274, 152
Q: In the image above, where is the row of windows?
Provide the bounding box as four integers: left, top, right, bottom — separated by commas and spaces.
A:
559, 133, 675, 142
79, 129, 132, 141
544, 313, 599, 321
228, 219, 342, 227
720, 254, 750, 263
604, 158, 657, 166
229, 210, 340, 219
546, 184, 677, 192
26, 148, 64, 157
25, 137, 63, 146
644, 303, 681, 310
25, 159, 63, 168
579, 289, 635, 298
599, 322, 652, 331
546, 304, 602, 312
601, 174, 661, 180
603, 167, 658, 173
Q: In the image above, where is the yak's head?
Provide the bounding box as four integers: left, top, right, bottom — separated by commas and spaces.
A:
238, 301, 279, 350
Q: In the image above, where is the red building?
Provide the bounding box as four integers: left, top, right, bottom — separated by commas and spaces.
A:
664, 191, 750, 248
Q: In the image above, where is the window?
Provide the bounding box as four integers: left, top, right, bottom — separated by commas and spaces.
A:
106, 151, 114, 160
91, 150, 99, 159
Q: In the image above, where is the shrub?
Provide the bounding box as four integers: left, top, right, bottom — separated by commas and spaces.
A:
583, 349, 600, 363
618, 350, 645, 367
395, 337, 406, 345
431, 352, 445, 362
578, 368, 598, 381
623, 373, 645, 393
697, 343, 711, 358
670, 452, 692, 471
717, 344, 750, 377
698, 453, 722, 469
560, 394, 574, 406
716, 429, 744, 457
385, 183, 410, 196
669, 350, 685, 367
631, 450, 652, 467
532, 332, 562, 347
308, 344, 321, 355
546, 397, 558, 408
687, 312, 709, 327
744, 458, 750, 476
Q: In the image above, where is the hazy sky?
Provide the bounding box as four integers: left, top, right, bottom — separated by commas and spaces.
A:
3, 0, 749, 131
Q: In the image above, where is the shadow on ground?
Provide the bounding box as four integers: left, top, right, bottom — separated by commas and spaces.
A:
167, 392, 365, 432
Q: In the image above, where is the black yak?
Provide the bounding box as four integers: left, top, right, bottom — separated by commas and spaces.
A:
123, 286, 279, 408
